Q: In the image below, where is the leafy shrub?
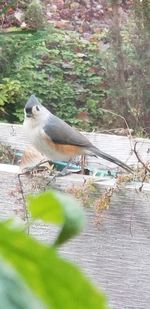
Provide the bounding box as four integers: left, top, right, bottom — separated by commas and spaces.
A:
1, 1, 150, 134
25, 0, 46, 29
0, 28, 108, 128
0, 78, 25, 122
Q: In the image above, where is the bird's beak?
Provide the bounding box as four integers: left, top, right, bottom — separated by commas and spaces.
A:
24, 108, 32, 118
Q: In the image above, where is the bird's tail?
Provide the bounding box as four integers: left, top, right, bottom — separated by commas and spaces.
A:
90, 146, 133, 173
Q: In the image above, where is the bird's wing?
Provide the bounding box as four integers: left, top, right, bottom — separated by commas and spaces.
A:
43, 115, 133, 173
43, 115, 91, 147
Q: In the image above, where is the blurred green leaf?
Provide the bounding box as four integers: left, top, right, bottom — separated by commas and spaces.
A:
0, 221, 107, 309
0, 259, 45, 309
27, 190, 84, 246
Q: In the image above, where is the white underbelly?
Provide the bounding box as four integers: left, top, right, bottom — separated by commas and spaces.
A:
23, 120, 71, 161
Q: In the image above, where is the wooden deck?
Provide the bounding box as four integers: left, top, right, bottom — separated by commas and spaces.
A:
1, 123, 150, 309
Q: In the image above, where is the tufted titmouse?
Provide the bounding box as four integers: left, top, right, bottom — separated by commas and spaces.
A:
23, 95, 133, 173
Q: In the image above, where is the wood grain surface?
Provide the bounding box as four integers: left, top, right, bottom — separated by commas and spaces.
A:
1, 122, 150, 168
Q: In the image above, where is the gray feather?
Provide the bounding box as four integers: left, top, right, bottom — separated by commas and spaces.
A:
25, 95, 41, 110
44, 116, 133, 173
90, 146, 133, 173
43, 115, 92, 147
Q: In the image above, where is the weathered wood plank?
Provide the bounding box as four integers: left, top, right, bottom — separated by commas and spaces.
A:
1, 165, 150, 308
1, 122, 150, 168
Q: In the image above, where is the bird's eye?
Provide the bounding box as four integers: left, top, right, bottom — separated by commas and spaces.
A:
36, 105, 40, 111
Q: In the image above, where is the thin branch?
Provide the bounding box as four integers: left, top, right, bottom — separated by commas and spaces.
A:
134, 141, 150, 172
139, 169, 148, 192
17, 173, 29, 234
21, 159, 52, 174
100, 108, 134, 150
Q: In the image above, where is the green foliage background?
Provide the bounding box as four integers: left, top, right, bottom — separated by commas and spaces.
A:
1, 0, 150, 134
0, 28, 107, 129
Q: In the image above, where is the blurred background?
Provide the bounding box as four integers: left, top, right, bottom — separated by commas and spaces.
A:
0, 0, 150, 136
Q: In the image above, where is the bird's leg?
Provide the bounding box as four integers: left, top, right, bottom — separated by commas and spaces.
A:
57, 160, 73, 176
45, 160, 74, 188
80, 154, 86, 174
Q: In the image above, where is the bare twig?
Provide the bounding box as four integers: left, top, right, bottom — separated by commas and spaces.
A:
133, 141, 150, 191
17, 173, 29, 234
21, 159, 52, 173
134, 141, 150, 172
139, 170, 148, 192
100, 108, 134, 150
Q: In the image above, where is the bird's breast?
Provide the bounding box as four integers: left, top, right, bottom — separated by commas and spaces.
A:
23, 119, 83, 161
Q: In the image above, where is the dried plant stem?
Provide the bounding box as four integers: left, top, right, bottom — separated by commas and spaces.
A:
18, 173, 30, 234
100, 108, 134, 150
134, 141, 150, 172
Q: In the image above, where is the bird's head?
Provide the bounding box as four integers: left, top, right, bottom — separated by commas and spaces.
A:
24, 95, 42, 118
24, 95, 49, 127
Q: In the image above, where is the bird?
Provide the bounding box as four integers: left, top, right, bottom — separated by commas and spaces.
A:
23, 95, 133, 173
